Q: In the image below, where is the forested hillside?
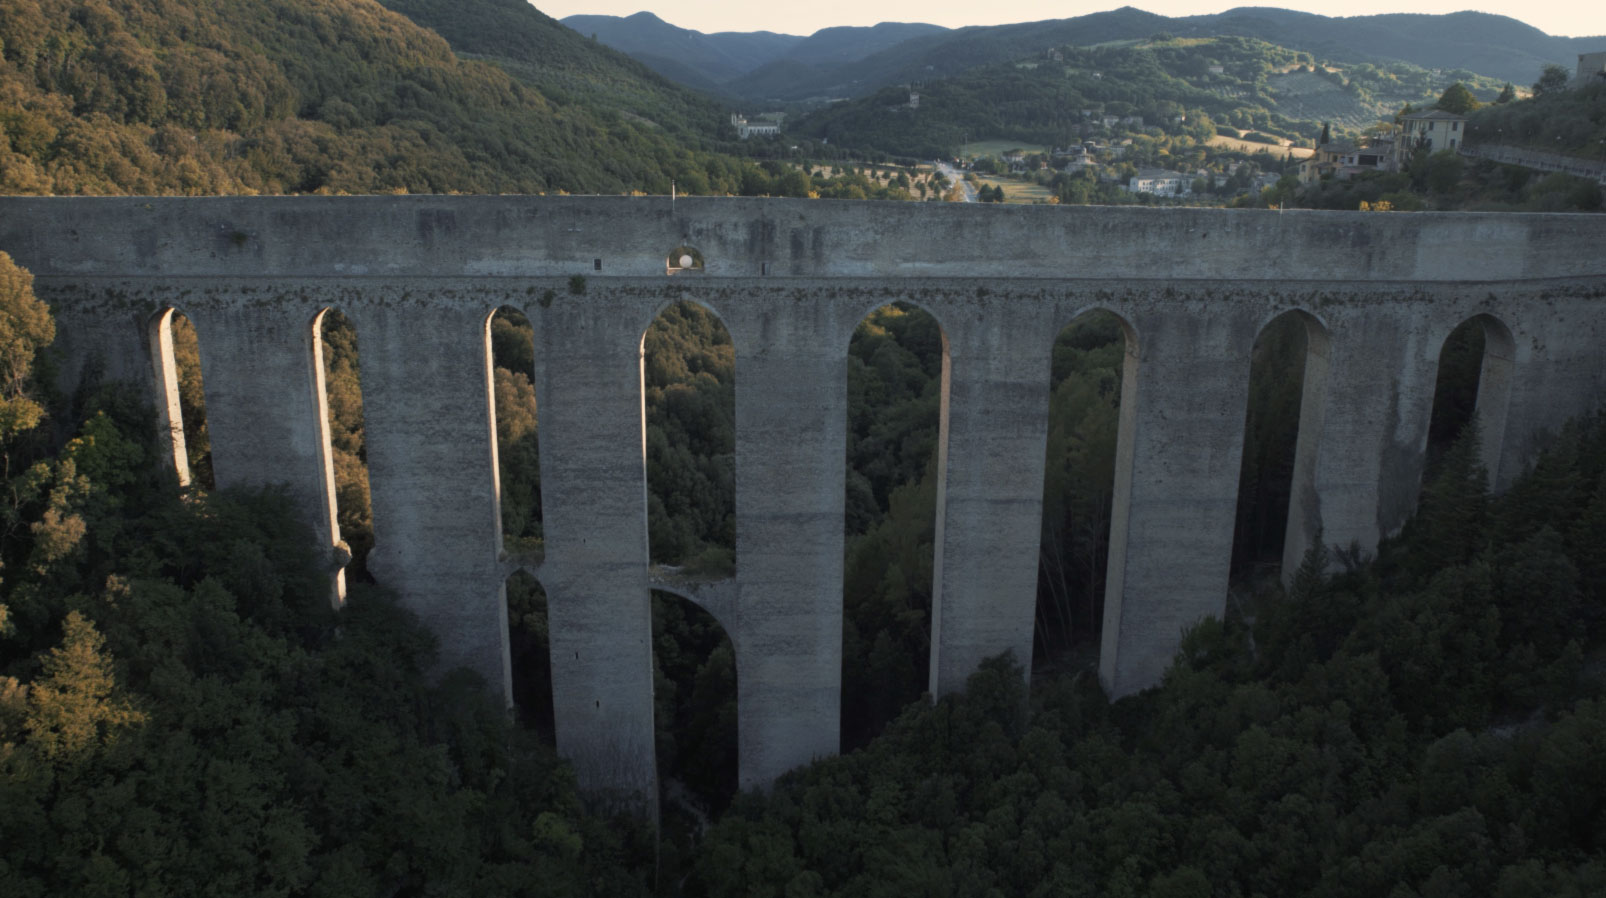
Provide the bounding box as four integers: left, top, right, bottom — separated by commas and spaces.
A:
794, 35, 1505, 159
377, 0, 734, 149
1468, 81, 1606, 158
559, 11, 800, 89
703, 7, 1591, 102
0, 0, 756, 195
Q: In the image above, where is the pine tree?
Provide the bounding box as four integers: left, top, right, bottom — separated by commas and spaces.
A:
1403, 418, 1489, 583
23, 611, 144, 762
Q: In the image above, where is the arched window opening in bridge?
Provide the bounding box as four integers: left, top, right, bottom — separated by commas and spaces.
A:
1230, 310, 1331, 586
841, 302, 948, 751
505, 569, 555, 746
148, 308, 213, 491
313, 308, 373, 593
651, 589, 737, 824
1034, 311, 1133, 678
489, 306, 543, 556
1425, 315, 1515, 485
642, 301, 735, 577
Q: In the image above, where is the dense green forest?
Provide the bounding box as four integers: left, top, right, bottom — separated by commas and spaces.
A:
688, 412, 1606, 897
373, 0, 731, 152
0, 0, 792, 196
1466, 81, 1606, 158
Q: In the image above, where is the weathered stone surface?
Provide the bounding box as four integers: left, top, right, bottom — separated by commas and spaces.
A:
5, 197, 1603, 799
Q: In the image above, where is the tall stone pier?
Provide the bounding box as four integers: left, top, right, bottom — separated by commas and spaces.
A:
3, 197, 1603, 804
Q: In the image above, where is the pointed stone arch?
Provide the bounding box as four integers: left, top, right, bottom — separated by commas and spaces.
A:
1427, 313, 1516, 485
1226, 308, 1333, 583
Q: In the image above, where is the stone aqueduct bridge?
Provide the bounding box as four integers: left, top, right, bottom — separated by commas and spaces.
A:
2, 197, 1604, 803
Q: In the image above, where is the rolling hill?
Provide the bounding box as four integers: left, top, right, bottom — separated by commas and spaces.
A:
560, 11, 802, 87
571, 7, 1601, 102
0, 0, 745, 196
790, 35, 1508, 158
377, 0, 734, 147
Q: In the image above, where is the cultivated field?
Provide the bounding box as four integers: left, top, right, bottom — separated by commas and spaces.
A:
1208, 134, 1314, 158
972, 176, 1057, 203
961, 140, 1051, 158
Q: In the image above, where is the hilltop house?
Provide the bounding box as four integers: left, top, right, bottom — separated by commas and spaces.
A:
1301, 138, 1396, 183
1394, 109, 1466, 160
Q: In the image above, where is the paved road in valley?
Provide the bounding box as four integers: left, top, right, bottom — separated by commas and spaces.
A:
936, 162, 976, 202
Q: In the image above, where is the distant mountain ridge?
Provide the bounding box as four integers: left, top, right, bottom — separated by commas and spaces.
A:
564, 7, 1604, 101
558, 11, 945, 93
562, 11, 801, 85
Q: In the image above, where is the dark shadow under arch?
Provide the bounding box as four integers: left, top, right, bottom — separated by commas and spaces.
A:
1231, 309, 1331, 584
505, 569, 555, 745
651, 589, 737, 816
1034, 309, 1136, 678
1427, 314, 1515, 484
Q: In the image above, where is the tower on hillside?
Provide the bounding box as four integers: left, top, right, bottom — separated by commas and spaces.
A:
1576, 51, 1606, 87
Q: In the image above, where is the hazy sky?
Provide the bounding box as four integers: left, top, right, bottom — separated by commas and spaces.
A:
536, 1, 1604, 39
